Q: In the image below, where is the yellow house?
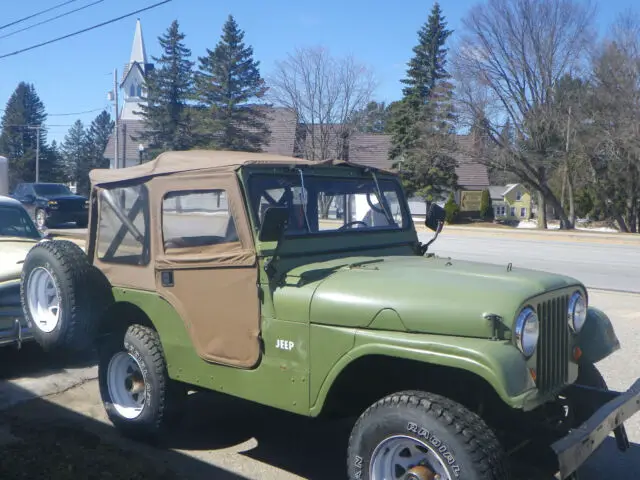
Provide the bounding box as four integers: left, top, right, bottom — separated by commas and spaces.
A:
489, 184, 532, 221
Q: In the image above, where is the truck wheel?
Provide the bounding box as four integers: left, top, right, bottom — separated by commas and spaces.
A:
98, 324, 186, 440
347, 390, 510, 480
20, 239, 104, 353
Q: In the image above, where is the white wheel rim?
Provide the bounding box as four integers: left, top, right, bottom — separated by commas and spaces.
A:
370, 434, 451, 480
26, 267, 61, 333
107, 351, 146, 419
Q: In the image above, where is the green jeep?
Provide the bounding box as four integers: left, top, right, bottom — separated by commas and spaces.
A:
19, 150, 640, 480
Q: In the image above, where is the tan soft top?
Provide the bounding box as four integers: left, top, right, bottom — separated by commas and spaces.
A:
89, 150, 316, 186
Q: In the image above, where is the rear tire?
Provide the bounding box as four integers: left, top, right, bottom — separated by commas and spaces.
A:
347, 390, 510, 480
98, 324, 186, 441
20, 240, 107, 353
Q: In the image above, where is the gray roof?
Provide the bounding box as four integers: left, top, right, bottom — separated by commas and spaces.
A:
348, 133, 393, 170
103, 107, 489, 189
489, 185, 507, 200
260, 107, 298, 156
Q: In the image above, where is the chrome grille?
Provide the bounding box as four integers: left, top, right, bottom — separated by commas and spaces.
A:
536, 295, 570, 392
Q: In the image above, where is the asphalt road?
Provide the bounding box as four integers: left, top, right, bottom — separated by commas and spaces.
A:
421, 230, 640, 293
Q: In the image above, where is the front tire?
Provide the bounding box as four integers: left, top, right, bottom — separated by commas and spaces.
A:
98, 325, 186, 440
347, 390, 510, 480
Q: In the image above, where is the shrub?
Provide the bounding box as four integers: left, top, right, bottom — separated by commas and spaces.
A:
479, 189, 494, 220
444, 192, 460, 224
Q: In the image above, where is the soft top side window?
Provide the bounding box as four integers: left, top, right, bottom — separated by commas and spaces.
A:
97, 183, 150, 265
161, 189, 239, 251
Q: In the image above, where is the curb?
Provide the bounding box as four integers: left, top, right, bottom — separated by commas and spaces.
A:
415, 224, 640, 245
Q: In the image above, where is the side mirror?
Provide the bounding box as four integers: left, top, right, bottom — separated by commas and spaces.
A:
258, 206, 289, 242
425, 203, 446, 233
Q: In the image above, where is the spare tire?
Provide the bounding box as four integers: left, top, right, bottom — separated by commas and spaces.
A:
20, 239, 111, 353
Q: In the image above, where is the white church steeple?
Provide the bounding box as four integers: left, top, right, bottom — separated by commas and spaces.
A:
129, 19, 148, 65
120, 19, 153, 120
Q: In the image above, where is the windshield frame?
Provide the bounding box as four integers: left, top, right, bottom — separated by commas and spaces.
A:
0, 204, 42, 240
244, 168, 413, 240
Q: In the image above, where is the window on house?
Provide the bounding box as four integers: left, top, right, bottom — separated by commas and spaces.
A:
129, 84, 135, 97
520, 207, 527, 218
516, 191, 522, 201
510, 207, 516, 217
162, 190, 238, 250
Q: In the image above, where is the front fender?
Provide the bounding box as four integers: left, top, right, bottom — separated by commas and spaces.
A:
577, 306, 621, 364
310, 329, 538, 416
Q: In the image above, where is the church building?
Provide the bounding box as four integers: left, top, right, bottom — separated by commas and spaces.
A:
103, 19, 154, 168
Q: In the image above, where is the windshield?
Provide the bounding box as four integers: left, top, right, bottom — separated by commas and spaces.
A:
0, 205, 41, 239
248, 173, 409, 236
33, 184, 72, 196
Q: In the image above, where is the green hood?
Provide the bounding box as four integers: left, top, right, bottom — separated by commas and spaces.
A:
281, 255, 582, 339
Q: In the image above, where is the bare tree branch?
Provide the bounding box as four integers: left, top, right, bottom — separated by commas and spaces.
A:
452, 0, 597, 229
267, 46, 377, 161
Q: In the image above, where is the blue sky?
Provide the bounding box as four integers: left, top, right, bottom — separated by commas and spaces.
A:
0, 0, 635, 144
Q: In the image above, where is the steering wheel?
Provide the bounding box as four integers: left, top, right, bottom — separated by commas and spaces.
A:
338, 220, 368, 230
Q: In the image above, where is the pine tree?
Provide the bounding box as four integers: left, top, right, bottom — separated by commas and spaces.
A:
0, 82, 52, 188
138, 20, 195, 153
47, 140, 66, 183
479, 189, 494, 220
401, 2, 453, 102
389, 2, 454, 159
60, 120, 88, 186
76, 110, 114, 195
194, 14, 270, 151
389, 2, 457, 201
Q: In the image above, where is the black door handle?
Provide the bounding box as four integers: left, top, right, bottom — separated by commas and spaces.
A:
161, 271, 174, 287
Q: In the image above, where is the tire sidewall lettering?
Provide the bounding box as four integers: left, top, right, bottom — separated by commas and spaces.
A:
407, 421, 461, 477
352, 455, 363, 479
124, 339, 153, 407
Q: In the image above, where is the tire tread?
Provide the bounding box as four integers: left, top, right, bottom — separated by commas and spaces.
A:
348, 389, 510, 480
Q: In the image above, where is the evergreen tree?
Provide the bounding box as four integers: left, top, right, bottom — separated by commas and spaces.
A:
353, 101, 392, 133
81, 110, 114, 194
138, 20, 196, 154
389, 3, 457, 200
389, 2, 454, 158
47, 140, 66, 183
60, 120, 88, 186
401, 2, 453, 102
194, 14, 270, 151
0, 82, 52, 188
479, 189, 494, 220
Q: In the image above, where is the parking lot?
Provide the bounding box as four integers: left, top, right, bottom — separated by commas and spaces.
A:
1, 227, 639, 479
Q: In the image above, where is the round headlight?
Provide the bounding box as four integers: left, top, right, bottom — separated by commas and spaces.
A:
568, 291, 587, 332
515, 307, 539, 358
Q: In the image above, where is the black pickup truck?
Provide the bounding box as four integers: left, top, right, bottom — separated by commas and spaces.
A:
11, 182, 88, 230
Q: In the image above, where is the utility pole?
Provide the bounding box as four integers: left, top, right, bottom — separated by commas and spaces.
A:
114, 68, 119, 169
26, 124, 41, 182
